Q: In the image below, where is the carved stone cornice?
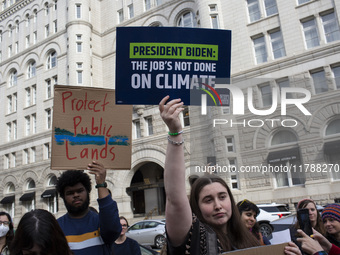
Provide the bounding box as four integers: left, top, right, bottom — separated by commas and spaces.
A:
0, 0, 35, 21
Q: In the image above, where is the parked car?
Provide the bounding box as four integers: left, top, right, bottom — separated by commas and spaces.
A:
271, 205, 324, 233
256, 203, 292, 237
126, 219, 166, 249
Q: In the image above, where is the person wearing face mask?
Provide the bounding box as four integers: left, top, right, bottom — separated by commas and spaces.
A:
0, 212, 14, 255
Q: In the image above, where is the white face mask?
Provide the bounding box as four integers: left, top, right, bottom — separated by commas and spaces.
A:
0, 224, 9, 237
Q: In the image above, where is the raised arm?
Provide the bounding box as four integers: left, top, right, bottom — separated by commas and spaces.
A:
159, 96, 192, 247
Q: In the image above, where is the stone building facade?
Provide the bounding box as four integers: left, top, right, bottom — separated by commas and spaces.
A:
0, 0, 340, 226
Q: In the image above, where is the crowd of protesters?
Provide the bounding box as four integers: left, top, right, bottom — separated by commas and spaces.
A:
0, 97, 339, 255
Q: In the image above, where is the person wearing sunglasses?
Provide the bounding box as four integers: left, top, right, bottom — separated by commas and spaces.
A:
0, 212, 14, 255
112, 216, 141, 255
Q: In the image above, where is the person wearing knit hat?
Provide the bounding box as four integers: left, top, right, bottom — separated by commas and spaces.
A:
290, 199, 326, 255
322, 203, 340, 248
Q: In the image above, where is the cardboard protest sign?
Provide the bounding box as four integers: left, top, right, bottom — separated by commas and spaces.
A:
223, 243, 288, 255
51, 85, 132, 170
115, 27, 231, 106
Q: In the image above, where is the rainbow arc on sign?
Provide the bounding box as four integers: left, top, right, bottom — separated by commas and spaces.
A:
198, 83, 223, 106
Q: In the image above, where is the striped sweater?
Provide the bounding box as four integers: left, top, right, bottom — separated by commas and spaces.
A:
58, 195, 121, 255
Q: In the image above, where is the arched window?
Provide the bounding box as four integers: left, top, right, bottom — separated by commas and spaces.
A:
268, 130, 304, 187
9, 70, 17, 87
325, 119, 340, 136
48, 175, 57, 186
324, 119, 340, 180
27, 61, 36, 78
26, 14, 30, 27
33, 9, 38, 23
177, 11, 195, 27
46, 51, 57, 69
27, 179, 36, 190
149, 22, 162, 27
1, 183, 15, 218
271, 130, 297, 146
7, 183, 15, 193
15, 20, 19, 33
45, 2, 49, 15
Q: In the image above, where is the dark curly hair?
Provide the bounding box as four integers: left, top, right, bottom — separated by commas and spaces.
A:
0, 211, 14, 253
56, 170, 92, 199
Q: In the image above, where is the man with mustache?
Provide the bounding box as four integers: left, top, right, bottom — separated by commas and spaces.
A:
56, 161, 121, 255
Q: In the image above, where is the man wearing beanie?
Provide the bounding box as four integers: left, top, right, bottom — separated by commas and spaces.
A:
322, 203, 340, 248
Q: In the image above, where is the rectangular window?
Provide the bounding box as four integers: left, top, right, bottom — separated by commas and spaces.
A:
76, 4, 81, 18
31, 147, 36, 163
45, 24, 50, 37
25, 116, 30, 135
145, 117, 153, 136
298, 0, 311, 4
53, 20, 57, 33
15, 42, 18, 54
32, 114, 37, 134
46, 109, 52, 129
332, 66, 340, 89
13, 93, 17, 112
13, 121, 17, 140
274, 159, 305, 187
46, 79, 52, 98
76, 42, 82, 53
270, 30, 286, 59
229, 158, 238, 189
26, 35, 30, 48
4, 154, 10, 169
182, 106, 190, 126
302, 18, 320, 49
23, 149, 29, 164
32, 85, 36, 105
311, 70, 328, 94
7, 123, 11, 141
48, 196, 58, 213
211, 15, 219, 29
145, 0, 151, 11
134, 120, 141, 138
44, 143, 50, 159
156, 0, 162, 5
118, 9, 124, 23
26, 88, 31, 107
226, 137, 235, 152
33, 32, 37, 44
128, 4, 134, 19
260, 84, 272, 106
321, 12, 340, 43
8, 45, 12, 57
11, 153, 16, 168
277, 78, 293, 99
264, 0, 278, 16
253, 36, 267, 64
77, 71, 83, 84
7, 95, 12, 114
247, 0, 261, 22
